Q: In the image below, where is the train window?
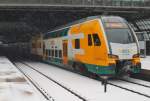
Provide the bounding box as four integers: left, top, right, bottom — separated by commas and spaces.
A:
88, 34, 92, 46
46, 50, 48, 58
59, 50, 62, 58
75, 39, 80, 49
105, 28, 136, 44
92, 34, 101, 46
52, 50, 54, 57
49, 50, 51, 56
48, 50, 51, 56
47, 50, 49, 56
55, 50, 58, 57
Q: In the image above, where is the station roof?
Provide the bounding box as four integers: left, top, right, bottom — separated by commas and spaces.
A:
0, 1, 149, 43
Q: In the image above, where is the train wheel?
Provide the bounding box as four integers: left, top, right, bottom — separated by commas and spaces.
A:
73, 63, 88, 76
89, 73, 98, 79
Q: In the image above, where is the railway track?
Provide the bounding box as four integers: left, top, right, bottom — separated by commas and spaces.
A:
13, 62, 55, 101
108, 78, 150, 98
131, 69, 150, 82
14, 59, 150, 100
14, 61, 88, 101
118, 78, 150, 88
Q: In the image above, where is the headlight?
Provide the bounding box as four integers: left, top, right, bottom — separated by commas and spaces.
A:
108, 54, 119, 59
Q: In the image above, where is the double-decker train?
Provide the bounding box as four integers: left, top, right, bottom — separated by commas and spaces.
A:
31, 16, 141, 79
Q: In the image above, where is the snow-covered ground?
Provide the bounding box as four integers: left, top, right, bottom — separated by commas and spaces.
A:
1, 56, 150, 101
141, 56, 150, 70
15, 62, 83, 101
22, 61, 150, 101
0, 56, 47, 101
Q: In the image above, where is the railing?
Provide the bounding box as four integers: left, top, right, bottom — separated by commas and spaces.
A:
0, 0, 150, 7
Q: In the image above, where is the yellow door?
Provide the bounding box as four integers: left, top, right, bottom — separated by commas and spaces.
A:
63, 40, 68, 64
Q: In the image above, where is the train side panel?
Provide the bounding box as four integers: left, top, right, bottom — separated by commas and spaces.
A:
41, 19, 116, 76
43, 38, 63, 63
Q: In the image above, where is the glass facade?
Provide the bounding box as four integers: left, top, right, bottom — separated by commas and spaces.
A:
129, 19, 150, 41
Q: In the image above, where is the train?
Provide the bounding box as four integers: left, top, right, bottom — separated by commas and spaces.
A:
31, 16, 141, 79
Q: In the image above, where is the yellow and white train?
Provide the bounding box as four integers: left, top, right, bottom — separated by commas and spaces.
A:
31, 16, 141, 78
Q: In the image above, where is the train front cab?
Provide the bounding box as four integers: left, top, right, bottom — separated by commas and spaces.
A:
101, 16, 141, 77
69, 16, 141, 78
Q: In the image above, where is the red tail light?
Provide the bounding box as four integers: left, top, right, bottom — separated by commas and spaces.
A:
133, 54, 140, 58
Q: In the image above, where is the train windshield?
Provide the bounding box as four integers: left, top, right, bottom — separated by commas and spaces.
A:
102, 17, 136, 44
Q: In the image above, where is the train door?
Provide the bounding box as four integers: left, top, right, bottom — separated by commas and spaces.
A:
63, 40, 68, 65
92, 33, 103, 59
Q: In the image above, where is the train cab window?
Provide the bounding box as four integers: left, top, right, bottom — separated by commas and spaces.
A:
55, 50, 58, 57
75, 39, 80, 49
59, 50, 62, 58
92, 34, 101, 46
88, 34, 92, 46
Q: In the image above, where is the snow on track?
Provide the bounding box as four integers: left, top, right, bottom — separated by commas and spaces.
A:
121, 77, 150, 88
15, 62, 83, 101
0, 57, 46, 101
23, 61, 150, 101
109, 79, 150, 98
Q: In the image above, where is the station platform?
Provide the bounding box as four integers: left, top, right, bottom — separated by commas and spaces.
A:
0, 56, 46, 101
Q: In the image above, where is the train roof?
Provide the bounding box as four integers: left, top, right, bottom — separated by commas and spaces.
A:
44, 16, 101, 34
44, 15, 125, 36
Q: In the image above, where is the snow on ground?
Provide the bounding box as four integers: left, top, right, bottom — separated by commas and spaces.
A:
109, 79, 150, 96
141, 56, 150, 70
0, 56, 47, 101
15, 62, 83, 101
24, 61, 150, 101
124, 77, 150, 87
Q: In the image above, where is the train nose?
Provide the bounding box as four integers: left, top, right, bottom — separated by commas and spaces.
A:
116, 61, 133, 75
122, 61, 132, 73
